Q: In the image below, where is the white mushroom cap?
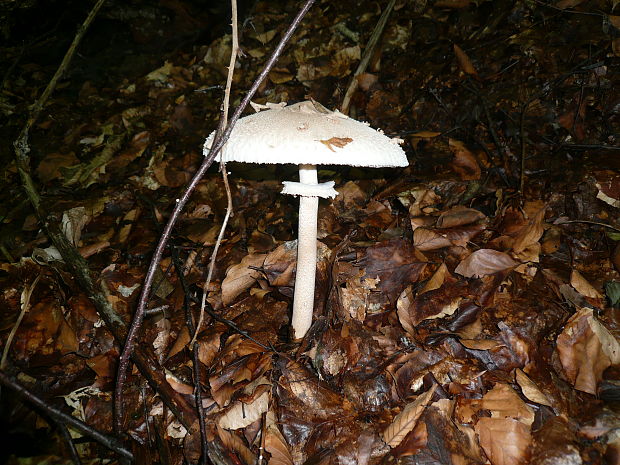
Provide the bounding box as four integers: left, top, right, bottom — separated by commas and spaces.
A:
203, 100, 408, 168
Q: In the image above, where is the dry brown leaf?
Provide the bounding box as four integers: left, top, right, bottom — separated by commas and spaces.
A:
515, 369, 553, 407
419, 263, 450, 294
383, 385, 437, 448
481, 383, 535, 426
36, 151, 80, 183
570, 270, 604, 299
397, 285, 416, 335
449, 139, 481, 180
413, 228, 452, 251
453, 44, 477, 75
319, 137, 353, 152
218, 391, 269, 430
511, 207, 545, 254
165, 370, 194, 395
556, 307, 619, 394
455, 249, 518, 278
221, 254, 267, 305
265, 420, 294, 465
457, 383, 534, 425
166, 326, 190, 360
436, 206, 485, 229
475, 417, 531, 465
397, 279, 464, 327
459, 339, 502, 350
411, 131, 442, 138
589, 314, 620, 364
217, 424, 256, 465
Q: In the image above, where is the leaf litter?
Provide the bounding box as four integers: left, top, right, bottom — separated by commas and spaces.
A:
1, 0, 620, 464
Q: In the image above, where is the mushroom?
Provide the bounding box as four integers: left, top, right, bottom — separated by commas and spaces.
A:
204, 100, 408, 338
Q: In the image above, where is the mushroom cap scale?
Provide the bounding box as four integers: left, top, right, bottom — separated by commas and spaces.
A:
204, 101, 408, 168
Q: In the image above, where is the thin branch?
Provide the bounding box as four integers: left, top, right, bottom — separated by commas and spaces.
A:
58, 423, 82, 465
191, 0, 239, 346
114, 0, 317, 433
340, 0, 396, 115
1, 274, 41, 370
557, 219, 620, 234
14, 0, 107, 168
519, 101, 529, 195
0, 370, 133, 461
171, 248, 209, 465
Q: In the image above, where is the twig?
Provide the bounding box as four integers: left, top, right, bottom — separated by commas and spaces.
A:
191, 0, 239, 346
340, 0, 396, 115
519, 101, 529, 195
171, 249, 209, 465
1, 274, 41, 371
58, 423, 82, 465
557, 219, 620, 234
0, 370, 133, 461
14, 0, 106, 159
114, 0, 317, 433
10, 0, 196, 431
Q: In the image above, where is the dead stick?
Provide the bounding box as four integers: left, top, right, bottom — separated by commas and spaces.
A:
191, 0, 240, 346
114, 0, 317, 432
0, 370, 133, 461
340, 0, 396, 115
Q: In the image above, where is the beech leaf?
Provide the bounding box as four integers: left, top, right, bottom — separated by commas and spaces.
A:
475, 417, 532, 465
382, 385, 437, 448
455, 249, 518, 278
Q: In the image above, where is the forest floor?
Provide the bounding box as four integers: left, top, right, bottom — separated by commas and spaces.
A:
1, 0, 620, 464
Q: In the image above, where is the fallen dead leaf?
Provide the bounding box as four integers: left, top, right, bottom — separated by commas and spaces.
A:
382, 385, 437, 448
570, 269, 604, 300
455, 249, 518, 278
221, 254, 267, 305
515, 369, 553, 407
453, 44, 477, 75
556, 307, 620, 394
475, 417, 531, 465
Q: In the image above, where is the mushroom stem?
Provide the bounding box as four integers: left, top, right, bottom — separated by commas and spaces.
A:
291, 164, 319, 339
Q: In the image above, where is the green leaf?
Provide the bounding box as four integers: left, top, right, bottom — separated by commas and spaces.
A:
605, 281, 620, 307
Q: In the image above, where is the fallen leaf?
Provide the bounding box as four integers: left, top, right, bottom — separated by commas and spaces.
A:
455, 249, 518, 278
454, 44, 477, 75
419, 263, 450, 294
449, 139, 481, 180
436, 206, 485, 229
218, 390, 270, 430
556, 307, 620, 394
319, 137, 353, 152
217, 424, 256, 465
221, 254, 267, 305
475, 417, 531, 465
265, 417, 294, 465
515, 369, 553, 407
383, 385, 437, 448
570, 270, 604, 299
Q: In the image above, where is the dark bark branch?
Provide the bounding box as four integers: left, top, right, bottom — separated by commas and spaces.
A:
0, 370, 133, 462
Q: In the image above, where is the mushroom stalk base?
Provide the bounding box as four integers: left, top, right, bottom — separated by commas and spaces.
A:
291, 164, 318, 339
